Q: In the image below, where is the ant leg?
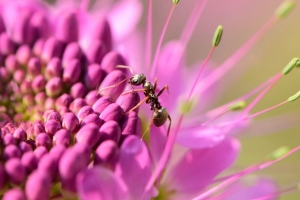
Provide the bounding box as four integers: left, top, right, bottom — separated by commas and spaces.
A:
122, 88, 146, 95
127, 96, 150, 113
153, 78, 158, 91
116, 65, 134, 75
97, 77, 131, 95
157, 85, 170, 97
166, 115, 172, 137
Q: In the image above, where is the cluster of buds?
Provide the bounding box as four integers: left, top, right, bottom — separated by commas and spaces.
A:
0, 2, 145, 199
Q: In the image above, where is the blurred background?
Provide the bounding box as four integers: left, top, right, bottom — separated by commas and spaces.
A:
47, 0, 300, 199
147, 0, 300, 199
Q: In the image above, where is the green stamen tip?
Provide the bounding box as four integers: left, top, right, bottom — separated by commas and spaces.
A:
269, 146, 290, 160
288, 91, 300, 102
282, 57, 300, 75
276, 1, 296, 19
212, 25, 223, 47
229, 101, 246, 111
173, 0, 180, 5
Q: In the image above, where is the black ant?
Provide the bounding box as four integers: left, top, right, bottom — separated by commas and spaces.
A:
98, 65, 172, 137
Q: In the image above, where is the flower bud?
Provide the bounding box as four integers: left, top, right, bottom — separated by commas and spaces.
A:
92, 16, 112, 51
45, 57, 63, 80
25, 170, 51, 200
85, 90, 99, 106
99, 120, 121, 143
16, 45, 31, 65
116, 91, 140, 113
0, 33, 16, 55
76, 123, 100, 148
62, 112, 79, 132
86, 40, 107, 64
34, 146, 48, 162
21, 151, 38, 174
84, 64, 105, 90
63, 42, 83, 65
56, 11, 78, 43
36, 133, 52, 149
32, 75, 47, 93
41, 37, 64, 63
101, 51, 126, 74
3, 188, 26, 200
77, 106, 94, 121
81, 113, 103, 127
56, 93, 73, 110
100, 103, 124, 122
69, 98, 87, 114
53, 129, 71, 146
46, 77, 63, 97
70, 82, 87, 98
63, 59, 82, 85
98, 70, 127, 101
94, 140, 119, 170
92, 96, 113, 114
5, 158, 26, 185
4, 145, 21, 160
38, 153, 58, 181
28, 57, 42, 78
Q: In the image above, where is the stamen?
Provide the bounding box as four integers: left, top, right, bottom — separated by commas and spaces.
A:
240, 73, 282, 117
276, 0, 296, 19
150, 2, 177, 80
144, 25, 222, 193
188, 25, 223, 100
282, 57, 300, 75
200, 101, 246, 126
180, 0, 208, 48
217, 91, 300, 127
192, 145, 300, 200
145, 0, 152, 73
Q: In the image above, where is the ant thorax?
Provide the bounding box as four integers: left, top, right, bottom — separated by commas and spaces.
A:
143, 81, 154, 96
130, 74, 146, 86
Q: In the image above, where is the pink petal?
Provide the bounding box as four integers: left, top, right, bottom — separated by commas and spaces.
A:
163, 137, 240, 199
115, 135, 154, 200
154, 41, 185, 112
221, 177, 278, 200
107, 0, 142, 41
149, 126, 167, 165
176, 126, 225, 148
77, 166, 129, 200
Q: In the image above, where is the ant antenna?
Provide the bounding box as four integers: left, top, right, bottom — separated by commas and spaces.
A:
116, 65, 135, 75
97, 77, 131, 95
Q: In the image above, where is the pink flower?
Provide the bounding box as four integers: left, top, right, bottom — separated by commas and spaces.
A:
0, 0, 298, 199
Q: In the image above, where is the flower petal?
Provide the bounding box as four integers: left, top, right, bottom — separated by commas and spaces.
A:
221, 177, 278, 200
107, 0, 142, 41
163, 137, 240, 199
77, 166, 129, 200
115, 135, 154, 200
176, 126, 225, 148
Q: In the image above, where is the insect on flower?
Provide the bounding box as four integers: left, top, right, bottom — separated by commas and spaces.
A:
98, 65, 172, 137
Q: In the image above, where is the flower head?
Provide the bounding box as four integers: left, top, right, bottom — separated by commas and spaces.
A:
0, 0, 299, 199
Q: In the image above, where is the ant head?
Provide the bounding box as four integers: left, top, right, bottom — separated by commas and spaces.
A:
130, 74, 146, 86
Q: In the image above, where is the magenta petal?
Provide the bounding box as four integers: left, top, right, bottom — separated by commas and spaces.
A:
115, 135, 154, 200
77, 166, 128, 200
107, 0, 142, 41
222, 177, 278, 200
176, 126, 225, 148
164, 137, 240, 199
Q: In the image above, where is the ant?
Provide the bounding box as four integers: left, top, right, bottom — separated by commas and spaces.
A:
98, 65, 172, 137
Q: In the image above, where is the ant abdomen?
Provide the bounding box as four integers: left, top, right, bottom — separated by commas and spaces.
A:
153, 107, 169, 127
